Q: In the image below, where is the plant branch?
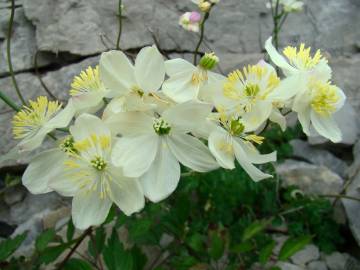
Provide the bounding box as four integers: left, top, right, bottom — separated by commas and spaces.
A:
115, 0, 122, 50
0, 90, 20, 112
7, 0, 26, 105
321, 194, 360, 203
56, 227, 93, 270
193, 8, 212, 65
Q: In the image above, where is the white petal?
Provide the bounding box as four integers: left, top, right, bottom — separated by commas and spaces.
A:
140, 139, 180, 202
234, 138, 276, 164
233, 140, 273, 182
0, 146, 22, 164
135, 46, 165, 93
99, 50, 135, 96
167, 134, 218, 172
46, 100, 75, 130
198, 72, 227, 104
22, 149, 67, 194
70, 114, 110, 142
242, 101, 273, 132
162, 101, 212, 133
107, 170, 145, 216
72, 189, 112, 230
112, 135, 159, 177
265, 37, 298, 76
17, 129, 49, 152
297, 108, 311, 135
165, 58, 195, 76
208, 128, 235, 169
104, 111, 154, 136
311, 60, 332, 82
310, 111, 342, 143
267, 74, 305, 101
162, 71, 198, 103
269, 108, 287, 131
70, 91, 105, 112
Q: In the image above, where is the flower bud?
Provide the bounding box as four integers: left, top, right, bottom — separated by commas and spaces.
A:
199, 1, 211, 12
199, 52, 219, 70
179, 11, 201, 32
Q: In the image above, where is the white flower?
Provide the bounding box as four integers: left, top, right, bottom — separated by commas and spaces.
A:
179, 11, 202, 32
0, 96, 74, 164
208, 117, 276, 181
162, 55, 224, 103
206, 61, 287, 132
265, 37, 332, 101
99, 45, 165, 114
293, 79, 345, 142
69, 66, 109, 114
23, 114, 145, 229
109, 102, 219, 202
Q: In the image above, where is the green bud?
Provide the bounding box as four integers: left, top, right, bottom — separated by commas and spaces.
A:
199, 52, 219, 70
229, 119, 244, 136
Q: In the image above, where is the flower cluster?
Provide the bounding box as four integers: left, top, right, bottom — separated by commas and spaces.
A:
1, 38, 345, 229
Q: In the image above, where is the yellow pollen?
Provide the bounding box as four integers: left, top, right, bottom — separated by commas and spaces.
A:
191, 69, 208, 86
283, 44, 324, 69
69, 66, 103, 96
12, 96, 62, 139
244, 134, 265, 145
131, 85, 144, 97
311, 81, 340, 116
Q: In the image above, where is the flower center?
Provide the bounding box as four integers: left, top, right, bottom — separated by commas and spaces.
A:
131, 85, 144, 97
70, 65, 104, 96
12, 96, 62, 139
244, 84, 260, 99
153, 118, 171, 135
229, 119, 245, 136
191, 68, 208, 86
311, 81, 340, 116
60, 136, 78, 153
283, 44, 323, 70
91, 156, 107, 171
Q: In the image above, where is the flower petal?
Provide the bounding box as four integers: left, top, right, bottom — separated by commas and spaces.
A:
233, 140, 273, 182
234, 138, 276, 164
267, 74, 305, 101
72, 189, 112, 230
165, 58, 195, 76
265, 37, 298, 76
140, 139, 180, 202
167, 134, 218, 172
135, 46, 165, 93
99, 50, 135, 96
162, 101, 212, 133
310, 111, 342, 143
22, 149, 67, 194
112, 135, 159, 177
70, 114, 110, 142
269, 108, 287, 131
104, 111, 154, 136
108, 170, 145, 216
208, 128, 235, 169
297, 108, 311, 135
242, 101, 273, 132
162, 71, 198, 103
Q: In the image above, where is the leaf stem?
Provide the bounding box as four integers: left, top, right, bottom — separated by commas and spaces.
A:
115, 0, 122, 50
0, 90, 20, 111
7, 0, 26, 105
193, 8, 212, 65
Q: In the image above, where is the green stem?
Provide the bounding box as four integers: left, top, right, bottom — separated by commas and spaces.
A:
7, 0, 26, 105
115, 0, 122, 50
0, 90, 20, 111
193, 8, 212, 65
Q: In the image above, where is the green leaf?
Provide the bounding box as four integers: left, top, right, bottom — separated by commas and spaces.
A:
103, 229, 133, 270
66, 219, 75, 242
278, 235, 312, 261
187, 233, 205, 253
131, 246, 147, 270
242, 219, 271, 242
230, 241, 253, 253
39, 244, 69, 265
259, 240, 276, 264
36, 229, 56, 252
128, 219, 152, 244
88, 227, 106, 259
0, 233, 27, 261
63, 258, 93, 270
208, 233, 224, 261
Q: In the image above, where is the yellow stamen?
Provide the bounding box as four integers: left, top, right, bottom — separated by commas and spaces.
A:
244, 134, 265, 145
283, 44, 324, 69
69, 66, 104, 96
311, 81, 340, 116
12, 96, 62, 139
191, 69, 208, 85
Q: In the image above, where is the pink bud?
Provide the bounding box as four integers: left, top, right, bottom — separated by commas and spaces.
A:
190, 11, 201, 23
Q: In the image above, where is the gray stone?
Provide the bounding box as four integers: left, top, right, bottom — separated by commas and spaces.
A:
307, 261, 328, 270
276, 160, 344, 196
0, 7, 52, 75
273, 234, 289, 256
290, 244, 319, 266
324, 252, 360, 270
3, 186, 26, 205
276, 262, 304, 270
290, 139, 348, 178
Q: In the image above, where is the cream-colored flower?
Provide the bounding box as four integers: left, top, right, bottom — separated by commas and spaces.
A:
179, 11, 202, 32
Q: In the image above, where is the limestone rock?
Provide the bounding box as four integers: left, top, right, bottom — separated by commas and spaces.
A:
276, 262, 304, 270
276, 160, 343, 196
324, 252, 360, 270
290, 244, 319, 266
290, 139, 348, 178
307, 261, 328, 270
